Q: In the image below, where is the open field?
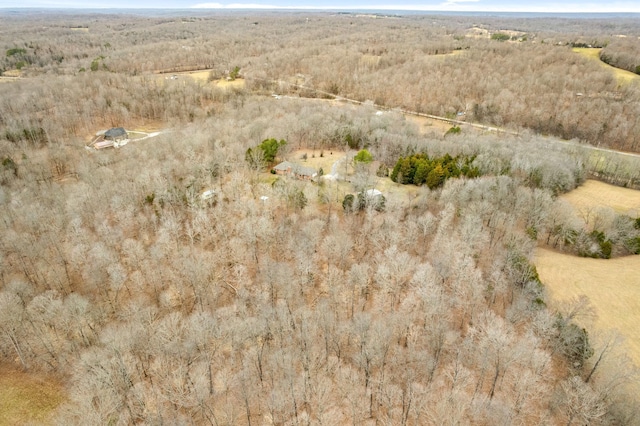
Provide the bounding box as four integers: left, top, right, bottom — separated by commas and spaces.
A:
0, 365, 65, 426
214, 78, 245, 89
562, 179, 640, 216
535, 248, 640, 365
406, 114, 465, 134
160, 69, 246, 89
535, 179, 640, 366
573, 47, 640, 84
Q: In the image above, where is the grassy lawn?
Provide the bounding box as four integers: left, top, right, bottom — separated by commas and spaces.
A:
288, 149, 343, 173
572, 47, 639, 85
0, 365, 65, 425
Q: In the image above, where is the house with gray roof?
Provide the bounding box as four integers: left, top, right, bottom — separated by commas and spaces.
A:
104, 127, 128, 141
273, 161, 317, 181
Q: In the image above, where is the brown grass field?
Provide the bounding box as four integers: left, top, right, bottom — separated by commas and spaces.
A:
535, 248, 640, 365
572, 47, 639, 85
0, 364, 65, 425
535, 179, 640, 367
562, 179, 640, 216
405, 115, 458, 134
157, 69, 246, 89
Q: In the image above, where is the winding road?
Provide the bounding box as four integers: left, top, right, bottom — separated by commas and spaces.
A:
250, 76, 640, 161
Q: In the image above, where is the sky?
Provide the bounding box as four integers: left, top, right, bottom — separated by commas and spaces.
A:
2, 0, 640, 13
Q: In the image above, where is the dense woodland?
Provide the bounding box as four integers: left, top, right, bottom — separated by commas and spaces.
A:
1, 10, 640, 425
600, 38, 640, 75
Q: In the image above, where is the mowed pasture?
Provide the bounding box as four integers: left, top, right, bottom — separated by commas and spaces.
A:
572, 47, 640, 85
535, 180, 640, 365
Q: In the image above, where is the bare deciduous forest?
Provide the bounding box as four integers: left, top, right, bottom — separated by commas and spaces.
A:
1, 10, 640, 425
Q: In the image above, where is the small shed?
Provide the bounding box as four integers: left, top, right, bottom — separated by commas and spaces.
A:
104, 127, 128, 141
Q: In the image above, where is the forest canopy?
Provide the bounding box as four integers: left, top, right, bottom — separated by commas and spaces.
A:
0, 10, 639, 425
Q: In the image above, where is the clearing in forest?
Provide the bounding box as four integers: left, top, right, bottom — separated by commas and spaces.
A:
535, 248, 640, 367
572, 47, 639, 84
562, 179, 640, 216
279, 149, 419, 207
535, 179, 640, 365
0, 365, 65, 425
289, 149, 341, 173
161, 69, 246, 89
405, 114, 462, 134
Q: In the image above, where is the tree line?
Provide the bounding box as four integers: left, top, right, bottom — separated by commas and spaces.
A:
390, 153, 480, 188
1, 12, 640, 151
600, 38, 640, 75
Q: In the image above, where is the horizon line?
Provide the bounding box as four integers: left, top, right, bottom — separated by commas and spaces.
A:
2, 4, 640, 13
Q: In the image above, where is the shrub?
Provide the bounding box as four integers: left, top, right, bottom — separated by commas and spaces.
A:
342, 194, 355, 213
445, 125, 461, 136
6, 48, 26, 57
491, 33, 511, 41
229, 66, 240, 80
354, 149, 373, 164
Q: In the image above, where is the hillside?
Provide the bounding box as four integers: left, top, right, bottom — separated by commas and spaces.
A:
1, 11, 639, 425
